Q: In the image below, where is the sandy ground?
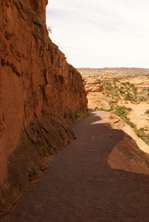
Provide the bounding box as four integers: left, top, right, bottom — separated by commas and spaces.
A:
120, 76, 149, 87
119, 76, 149, 130
85, 75, 149, 131
120, 102, 149, 130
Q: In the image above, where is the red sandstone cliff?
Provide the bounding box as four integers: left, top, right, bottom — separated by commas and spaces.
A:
0, 0, 87, 216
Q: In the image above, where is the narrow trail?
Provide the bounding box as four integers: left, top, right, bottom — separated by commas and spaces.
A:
3, 110, 149, 222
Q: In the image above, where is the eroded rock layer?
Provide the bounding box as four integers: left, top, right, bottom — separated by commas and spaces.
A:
84, 77, 110, 110
0, 0, 87, 215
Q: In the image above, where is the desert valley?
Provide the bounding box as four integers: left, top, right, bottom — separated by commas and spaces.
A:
79, 68, 149, 149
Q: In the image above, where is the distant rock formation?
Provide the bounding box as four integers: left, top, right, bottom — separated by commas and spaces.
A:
0, 0, 87, 216
84, 77, 110, 110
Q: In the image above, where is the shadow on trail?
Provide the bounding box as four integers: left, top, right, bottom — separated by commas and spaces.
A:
5, 109, 149, 222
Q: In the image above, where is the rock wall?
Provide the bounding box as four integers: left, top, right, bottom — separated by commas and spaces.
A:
0, 0, 87, 216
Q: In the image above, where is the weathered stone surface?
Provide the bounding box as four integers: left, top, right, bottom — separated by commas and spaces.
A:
0, 0, 87, 216
84, 77, 110, 110
85, 78, 104, 94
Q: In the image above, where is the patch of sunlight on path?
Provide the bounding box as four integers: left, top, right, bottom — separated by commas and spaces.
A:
91, 110, 111, 125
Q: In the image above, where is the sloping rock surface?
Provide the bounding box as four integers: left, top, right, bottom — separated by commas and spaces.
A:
0, 0, 87, 216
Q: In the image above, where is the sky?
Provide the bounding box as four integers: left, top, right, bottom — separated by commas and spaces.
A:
46, 0, 149, 68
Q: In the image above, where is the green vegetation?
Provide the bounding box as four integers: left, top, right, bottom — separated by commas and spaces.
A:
101, 79, 149, 104
94, 107, 112, 112
112, 106, 149, 145
145, 109, 149, 114
81, 69, 149, 146
112, 105, 136, 128
75, 111, 80, 119
94, 104, 135, 128
134, 128, 149, 146
97, 78, 149, 146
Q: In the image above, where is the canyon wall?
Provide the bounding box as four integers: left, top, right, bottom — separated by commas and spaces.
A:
0, 0, 87, 216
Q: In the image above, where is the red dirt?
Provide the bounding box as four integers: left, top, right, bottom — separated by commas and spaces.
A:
3, 110, 149, 222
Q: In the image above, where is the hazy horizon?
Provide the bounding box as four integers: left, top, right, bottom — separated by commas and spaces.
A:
77, 67, 149, 69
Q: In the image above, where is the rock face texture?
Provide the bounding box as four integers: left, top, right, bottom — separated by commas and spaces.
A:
0, 0, 87, 216
84, 77, 110, 110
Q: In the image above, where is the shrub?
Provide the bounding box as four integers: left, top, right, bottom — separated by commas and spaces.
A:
94, 107, 100, 111
132, 86, 138, 94
145, 109, 149, 114
134, 128, 149, 146
94, 107, 112, 112
139, 96, 147, 102
124, 93, 134, 101
75, 111, 80, 119
124, 106, 132, 112
121, 82, 127, 86
112, 105, 136, 128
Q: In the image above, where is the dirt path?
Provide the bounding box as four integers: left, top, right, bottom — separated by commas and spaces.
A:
3, 110, 149, 222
